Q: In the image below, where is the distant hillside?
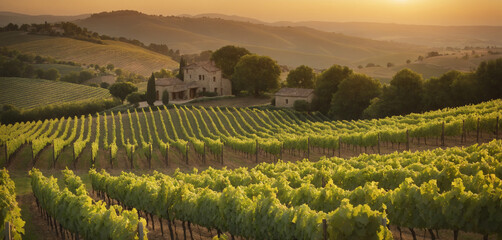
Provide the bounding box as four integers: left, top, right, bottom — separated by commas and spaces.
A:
0, 31, 179, 76
75, 10, 421, 69
355, 49, 502, 83
0, 11, 89, 25
270, 21, 502, 48
0, 77, 111, 109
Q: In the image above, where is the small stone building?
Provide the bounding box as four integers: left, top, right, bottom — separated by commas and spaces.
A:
274, 88, 314, 108
155, 61, 232, 101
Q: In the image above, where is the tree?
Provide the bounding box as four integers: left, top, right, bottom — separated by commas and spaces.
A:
387, 62, 394, 68
109, 82, 138, 103
286, 65, 316, 89
106, 63, 114, 71
177, 57, 186, 80
406, 59, 411, 64
293, 100, 310, 112
311, 65, 352, 114
367, 68, 424, 117
78, 71, 94, 83
422, 70, 461, 110
100, 82, 110, 89
114, 68, 123, 76
154, 68, 173, 78
232, 54, 280, 96
212, 45, 251, 79
162, 90, 170, 105
126, 92, 145, 107
43, 68, 60, 80
476, 58, 502, 100
329, 73, 381, 120
0, 59, 23, 77
146, 73, 156, 106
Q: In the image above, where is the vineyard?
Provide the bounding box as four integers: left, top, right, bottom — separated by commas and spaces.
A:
1, 99, 501, 170
0, 77, 112, 109
1, 99, 502, 239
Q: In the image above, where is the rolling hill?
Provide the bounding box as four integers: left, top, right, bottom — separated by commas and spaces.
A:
0, 31, 179, 76
355, 50, 502, 83
270, 21, 502, 48
0, 11, 89, 25
175, 13, 502, 48
74, 10, 422, 69
0, 77, 111, 109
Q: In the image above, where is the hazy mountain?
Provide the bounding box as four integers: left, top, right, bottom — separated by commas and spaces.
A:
0, 11, 90, 25
186, 13, 266, 24
74, 10, 421, 69
270, 21, 502, 48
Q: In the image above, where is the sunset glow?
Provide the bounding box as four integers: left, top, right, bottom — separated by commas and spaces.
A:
2, 0, 501, 26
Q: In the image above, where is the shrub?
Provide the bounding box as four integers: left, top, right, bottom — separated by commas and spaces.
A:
126, 92, 145, 107
162, 90, 169, 105
293, 100, 310, 112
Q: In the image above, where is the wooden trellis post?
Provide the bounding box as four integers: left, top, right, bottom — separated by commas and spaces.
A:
138, 222, 144, 240
441, 121, 445, 146
5, 222, 11, 240
406, 130, 410, 151
307, 137, 310, 159
255, 139, 259, 163
377, 133, 381, 154
322, 219, 327, 240
477, 117, 480, 143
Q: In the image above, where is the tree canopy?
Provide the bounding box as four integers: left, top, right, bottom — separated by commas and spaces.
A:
286, 65, 316, 89
422, 70, 460, 111
364, 68, 423, 118
109, 82, 138, 103
311, 65, 352, 114
232, 54, 280, 96
212, 45, 251, 79
329, 74, 381, 120
476, 58, 502, 100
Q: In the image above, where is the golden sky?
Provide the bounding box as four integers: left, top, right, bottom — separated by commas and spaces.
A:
3, 0, 502, 25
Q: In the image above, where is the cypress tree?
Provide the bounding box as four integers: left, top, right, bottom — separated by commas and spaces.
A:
146, 73, 156, 106
177, 57, 186, 81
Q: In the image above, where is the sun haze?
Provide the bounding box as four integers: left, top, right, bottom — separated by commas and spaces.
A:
2, 0, 501, 26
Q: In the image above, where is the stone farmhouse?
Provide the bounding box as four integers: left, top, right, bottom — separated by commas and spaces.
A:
155, 61, 232, 101
274, 88, 314, 108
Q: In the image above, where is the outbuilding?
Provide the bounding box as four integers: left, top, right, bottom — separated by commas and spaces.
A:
274, 88, 314, 108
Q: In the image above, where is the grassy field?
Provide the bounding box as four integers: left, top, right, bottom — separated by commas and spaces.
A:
0, 77, 111, 109
30, 63, 84, 76
356, 50, 502, 83
0, 31, 179, 76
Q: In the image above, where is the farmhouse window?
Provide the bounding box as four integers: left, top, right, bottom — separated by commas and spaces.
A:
286, 99, 289, 104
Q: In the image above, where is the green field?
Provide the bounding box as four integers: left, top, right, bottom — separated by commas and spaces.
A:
0, 31, 179, 76
0, 77, 112, 109
30, 63, 84, 76
356, 50, 502, 83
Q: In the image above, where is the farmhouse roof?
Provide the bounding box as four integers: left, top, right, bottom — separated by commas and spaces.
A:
156, 77, 184, 86
184, 61, 220, 72
275, 88, 314, 97
156, 77, 200, 92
